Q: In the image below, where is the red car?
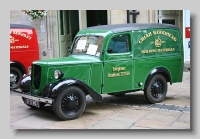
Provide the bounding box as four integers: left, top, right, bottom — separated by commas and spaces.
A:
10, 24, 40, 89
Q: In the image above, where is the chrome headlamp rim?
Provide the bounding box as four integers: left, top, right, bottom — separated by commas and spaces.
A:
54, 70, 64, 79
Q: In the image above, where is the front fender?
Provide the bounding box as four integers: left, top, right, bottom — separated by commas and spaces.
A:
42, 78, 102, 102
20, 74, 31, 92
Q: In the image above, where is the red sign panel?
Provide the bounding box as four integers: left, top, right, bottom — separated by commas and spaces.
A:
185, 27, 190, 38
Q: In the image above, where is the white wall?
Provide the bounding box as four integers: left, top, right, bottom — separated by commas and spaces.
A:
183, 10, 190, 62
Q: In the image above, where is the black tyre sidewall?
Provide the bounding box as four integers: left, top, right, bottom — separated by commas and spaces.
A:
144, 74, 167, 103
53, 86, 86, 120
10, 67, 22, 89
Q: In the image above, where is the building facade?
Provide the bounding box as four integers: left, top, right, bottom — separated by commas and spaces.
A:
10, 10, 189, 62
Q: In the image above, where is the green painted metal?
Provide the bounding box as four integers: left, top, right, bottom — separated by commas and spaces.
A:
30, 24, 184, 97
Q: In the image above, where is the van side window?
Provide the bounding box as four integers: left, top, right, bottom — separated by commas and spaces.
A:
107, 34, 130, 53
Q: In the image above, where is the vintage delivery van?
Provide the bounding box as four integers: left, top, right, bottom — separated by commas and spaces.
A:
11, 23, 184, 120
10, 24, 40, 89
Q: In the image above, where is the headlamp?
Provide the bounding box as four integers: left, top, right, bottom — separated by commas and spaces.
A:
54, 70, 64, 79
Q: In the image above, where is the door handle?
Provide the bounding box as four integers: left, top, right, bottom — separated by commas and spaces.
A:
130, 55, 133, 58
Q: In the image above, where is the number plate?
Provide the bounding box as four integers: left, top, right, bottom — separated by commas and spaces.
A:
24, 98, 40, 108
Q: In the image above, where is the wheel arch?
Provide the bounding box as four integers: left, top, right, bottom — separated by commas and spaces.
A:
10, 61, 26, 75
47, 78, 102, 102
144, 67, 172, 89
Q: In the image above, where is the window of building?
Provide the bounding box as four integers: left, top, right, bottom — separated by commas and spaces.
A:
162, 19, 175, 25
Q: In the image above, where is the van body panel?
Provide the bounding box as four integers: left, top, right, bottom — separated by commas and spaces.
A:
132, 28, 183, 89
26, 23, 183, 97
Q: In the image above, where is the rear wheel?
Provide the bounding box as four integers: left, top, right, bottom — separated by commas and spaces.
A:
53, 86, 86, 120
144, 74, 167, 104
10, 67, 22, 89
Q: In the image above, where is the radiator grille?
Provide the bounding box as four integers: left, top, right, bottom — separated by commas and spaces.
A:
33, 64, 42, 89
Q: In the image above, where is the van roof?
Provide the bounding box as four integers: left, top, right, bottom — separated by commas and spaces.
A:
10, 24, 34, 29
83, 23, 180, 33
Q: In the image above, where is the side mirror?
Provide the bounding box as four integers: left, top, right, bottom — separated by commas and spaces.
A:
107, 48, 112, 53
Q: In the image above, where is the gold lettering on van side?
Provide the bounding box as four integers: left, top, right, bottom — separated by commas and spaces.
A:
10, 45, 29, 49
108, 73, 121, 77
138, 30, 177, 44
120, 71, 130, 76
112, 67, 126, 72
10, 31, 32, 40
153, 30, 177, 41
151, 36, 166, 47
108, 67, 130, 77
138, 32, 152, 43
108, 71, 130, 78
141, 48, 175, 54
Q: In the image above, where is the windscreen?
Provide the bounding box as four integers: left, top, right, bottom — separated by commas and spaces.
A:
71, 35, 104, 57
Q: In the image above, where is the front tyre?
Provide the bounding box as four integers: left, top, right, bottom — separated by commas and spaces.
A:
10, 67, 22, 89
144, 74, 167, 104
53, 86, 86, 120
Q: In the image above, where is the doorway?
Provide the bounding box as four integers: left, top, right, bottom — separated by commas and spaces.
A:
86, 10, 108, 27
57, 10, 79, 57
57, 10, 108, 57
158, 10, 178, 26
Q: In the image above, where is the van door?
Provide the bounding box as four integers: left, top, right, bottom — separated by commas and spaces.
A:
57, 10, 72, 57
102, 33, 133, 93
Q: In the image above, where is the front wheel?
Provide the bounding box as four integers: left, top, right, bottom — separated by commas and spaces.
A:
144, 74, 168, 104
10, 67, 22, 89
53, 86, 86, 120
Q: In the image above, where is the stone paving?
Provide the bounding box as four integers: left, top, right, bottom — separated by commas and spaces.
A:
10, 71, 190, 129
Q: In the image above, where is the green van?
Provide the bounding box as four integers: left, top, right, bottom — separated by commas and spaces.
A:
11, 23, 184, 120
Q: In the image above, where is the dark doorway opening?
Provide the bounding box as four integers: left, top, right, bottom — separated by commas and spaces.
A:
86, 10, 107, 27
162, 19, 175, 25
58, 10, 79, 57
70, 10, 79, 40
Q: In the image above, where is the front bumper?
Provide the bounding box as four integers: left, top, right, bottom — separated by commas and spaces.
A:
10, 89, 53, 104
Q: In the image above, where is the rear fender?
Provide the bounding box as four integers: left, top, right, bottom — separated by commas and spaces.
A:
144, 67, 172, 89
